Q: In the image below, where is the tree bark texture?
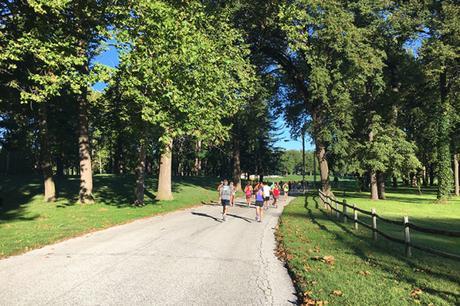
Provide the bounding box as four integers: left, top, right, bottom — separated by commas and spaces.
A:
377, 171, 385, 200
78, 87, 94, 204
368, 129, 378, 200
157, 138, 173, 201
429, 164, 435, 186
370, 171, 379, 200
454, 153, 459, 197
56, 153, 64, 177
193, 140, 202, 176
232, 136, 242, 192
134, 141, 146, 205
113, 135, 124, 175
436, 70, 452, 200
38, 104, 56, 202
315, 142, 331, 195
392, 176, 398, 188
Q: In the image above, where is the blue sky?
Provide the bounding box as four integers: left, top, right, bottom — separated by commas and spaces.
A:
93, 46, 306, 151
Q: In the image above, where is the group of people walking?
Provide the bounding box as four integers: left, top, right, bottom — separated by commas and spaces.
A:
217, 180, 290, 222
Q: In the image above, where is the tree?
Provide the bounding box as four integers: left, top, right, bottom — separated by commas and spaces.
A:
417, 0, 459, 200
116, 0, 255, 201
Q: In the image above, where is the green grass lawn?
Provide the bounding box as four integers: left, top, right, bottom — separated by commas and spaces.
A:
0, 174, 219, 258
278, 192, 460, 305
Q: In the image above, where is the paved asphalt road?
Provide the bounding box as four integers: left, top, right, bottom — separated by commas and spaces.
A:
0, 198, 297, 305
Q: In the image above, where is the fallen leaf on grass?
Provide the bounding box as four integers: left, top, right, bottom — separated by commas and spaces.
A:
322, 255, 335, 265
310, 255, 335, 265
331, 290, 343, 297
302, 297, 328, 306
410, 288, 423, 299
358, 270, 371, 276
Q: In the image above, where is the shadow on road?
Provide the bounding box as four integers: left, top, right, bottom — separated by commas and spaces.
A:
227, 213, 252, 223
191, 212, 223, 223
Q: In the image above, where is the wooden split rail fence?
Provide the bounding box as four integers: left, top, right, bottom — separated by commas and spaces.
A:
318, 190, 460, 261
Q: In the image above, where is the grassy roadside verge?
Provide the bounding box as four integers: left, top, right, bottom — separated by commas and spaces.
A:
0, 175, 218, 258
277, 195, 460, 305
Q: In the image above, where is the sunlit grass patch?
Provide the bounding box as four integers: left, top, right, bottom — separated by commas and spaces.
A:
278, 193, 460, 305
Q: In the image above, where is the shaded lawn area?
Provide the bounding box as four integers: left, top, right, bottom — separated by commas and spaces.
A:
0, 174, 219, 258
278, 194, 460, 305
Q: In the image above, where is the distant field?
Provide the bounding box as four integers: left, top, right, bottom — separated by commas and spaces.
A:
278, 191, 460, 305
0, 175, 218, 258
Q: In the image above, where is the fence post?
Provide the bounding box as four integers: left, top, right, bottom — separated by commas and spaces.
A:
404, 216, 412, 257
353, 204, 358, 230
329, 198, 333, 216
343, 199, 347, 223
372, 208, 377, 241
335, 200, 339, 219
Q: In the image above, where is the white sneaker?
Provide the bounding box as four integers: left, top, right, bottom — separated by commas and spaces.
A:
222, 214, 226, 221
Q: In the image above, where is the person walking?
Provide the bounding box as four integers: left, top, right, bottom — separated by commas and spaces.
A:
263, 182, 271, 210
220, 179, 232, 221
217, 181, 223, 203
272, 183, 280, 208
254, 185, 264, 222
283, 182, 289, 200
230, 182, 235, 206
244, 182, 253, 206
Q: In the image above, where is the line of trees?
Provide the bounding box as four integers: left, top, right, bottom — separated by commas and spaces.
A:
1, 1, 459, 203
221, 0, 459, 201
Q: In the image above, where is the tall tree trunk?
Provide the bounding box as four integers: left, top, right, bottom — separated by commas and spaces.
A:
368, 129, 378, 200
232, 136, 242, 191
422, 165, 428, 187
134, 140, 146, 205
5, 151, 10, 174
157, 138, 173, 201
429, 165, 434, 186
78, 87, 94, 204
56, 153, 64, 177
38, 104, 56, 202
193, 140, 202, 176
113, 135, 123, 175
454, 153, 459, 197
392, 176, 398, 188
437, 70, 452, 200
315, 141, 330, 194
370, 171, 379, 200
377, 171, 385, 200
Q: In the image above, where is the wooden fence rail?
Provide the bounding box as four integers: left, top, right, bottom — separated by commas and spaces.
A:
318, 190, 460, 261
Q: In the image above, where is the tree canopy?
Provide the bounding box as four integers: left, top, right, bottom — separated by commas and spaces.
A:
1, 0, 459, 203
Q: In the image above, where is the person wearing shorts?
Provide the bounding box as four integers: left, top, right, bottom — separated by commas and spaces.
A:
217, 181, 223, 203
254, 185, 264, 222
244, 182, 253, 206
220, 179, 231, 221
283, 182, 289, 200
262, 182, 271, 210
272, 183, 280, 208
230, 182, 235, 206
